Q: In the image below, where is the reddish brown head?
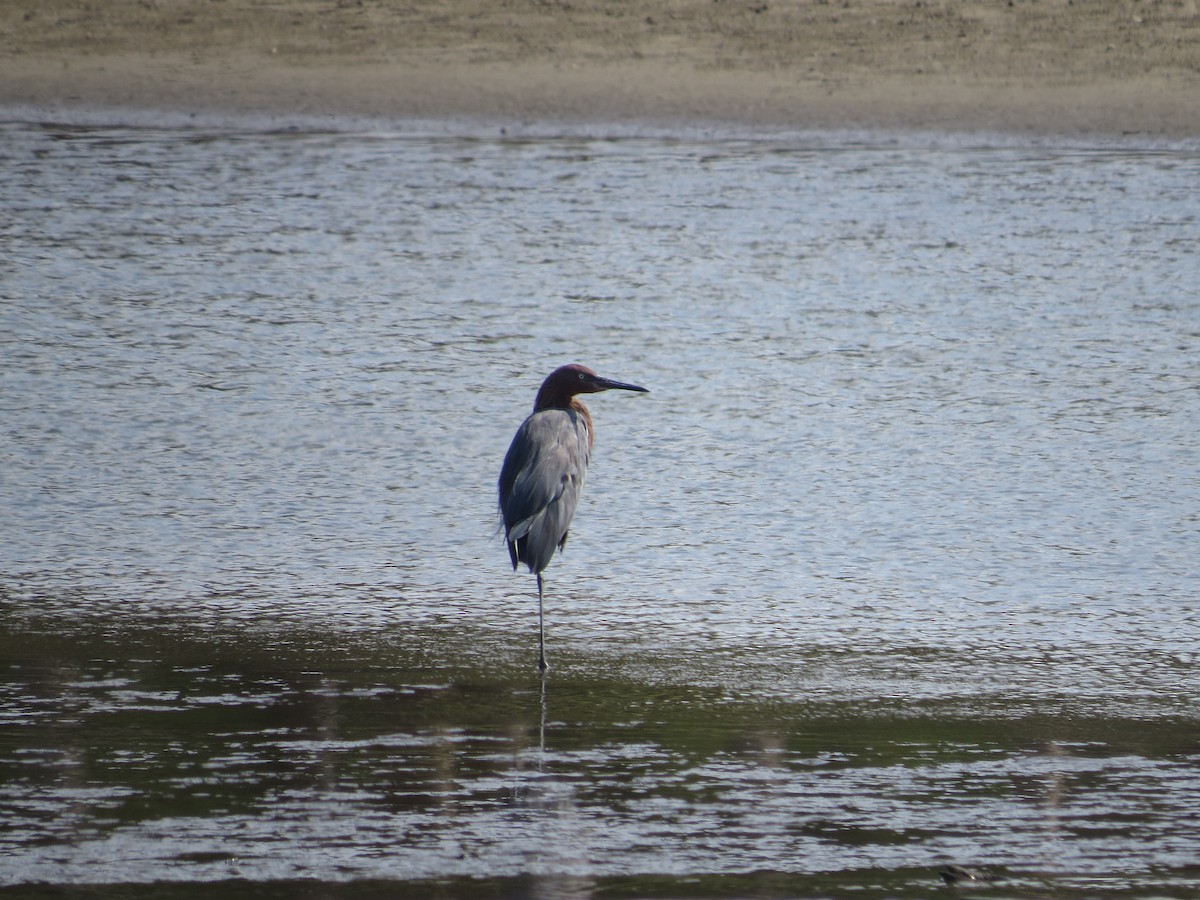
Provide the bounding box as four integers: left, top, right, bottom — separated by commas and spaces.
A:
532, 364, 649, 412
531, 364, 649, 452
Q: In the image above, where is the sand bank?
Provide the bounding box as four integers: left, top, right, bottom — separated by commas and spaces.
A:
2, 0, 1198, 137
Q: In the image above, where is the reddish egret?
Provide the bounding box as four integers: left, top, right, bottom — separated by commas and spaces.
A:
499, 364, 648, 672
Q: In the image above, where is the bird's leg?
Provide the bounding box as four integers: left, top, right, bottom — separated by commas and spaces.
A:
536, 573, 548, 673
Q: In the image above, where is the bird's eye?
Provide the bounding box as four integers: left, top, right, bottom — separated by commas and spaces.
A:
578, 372, 586, 380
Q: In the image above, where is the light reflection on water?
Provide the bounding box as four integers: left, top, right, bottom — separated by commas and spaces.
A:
5, 633, 1200, 893
2, 121, 1199, 895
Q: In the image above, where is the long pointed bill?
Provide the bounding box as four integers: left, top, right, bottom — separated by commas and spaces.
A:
593, 376, 649, 394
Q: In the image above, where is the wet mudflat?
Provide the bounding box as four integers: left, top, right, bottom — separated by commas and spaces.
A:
5, 607, 1199, 898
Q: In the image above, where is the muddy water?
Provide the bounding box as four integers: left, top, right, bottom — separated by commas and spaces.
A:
2, 121, 1199, 896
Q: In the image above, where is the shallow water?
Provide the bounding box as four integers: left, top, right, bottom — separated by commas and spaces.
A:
2, 120, 1199, 897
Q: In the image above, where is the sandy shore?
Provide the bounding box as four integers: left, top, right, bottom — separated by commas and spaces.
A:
2, 0, 1198, 137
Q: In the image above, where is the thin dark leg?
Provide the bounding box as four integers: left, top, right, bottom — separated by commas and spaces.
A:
536, 572, 548, 673
538, 666, 547, 753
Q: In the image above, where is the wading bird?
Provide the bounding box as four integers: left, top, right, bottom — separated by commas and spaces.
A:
499, 364, 649, 672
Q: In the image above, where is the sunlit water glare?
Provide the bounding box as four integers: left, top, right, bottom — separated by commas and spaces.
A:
2, 121, 1198, 896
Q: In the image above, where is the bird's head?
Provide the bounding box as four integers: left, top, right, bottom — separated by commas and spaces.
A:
534, 364, 648, 410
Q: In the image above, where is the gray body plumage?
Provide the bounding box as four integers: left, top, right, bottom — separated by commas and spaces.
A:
499, 407, 591, 575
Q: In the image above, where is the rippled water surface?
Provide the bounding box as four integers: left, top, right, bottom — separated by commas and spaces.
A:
2, 121, 1199, 897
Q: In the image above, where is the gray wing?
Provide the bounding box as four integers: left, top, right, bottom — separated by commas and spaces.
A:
498, 408, 590, 574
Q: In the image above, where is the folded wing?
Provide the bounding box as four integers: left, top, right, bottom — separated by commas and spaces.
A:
499, 408, 591, 575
